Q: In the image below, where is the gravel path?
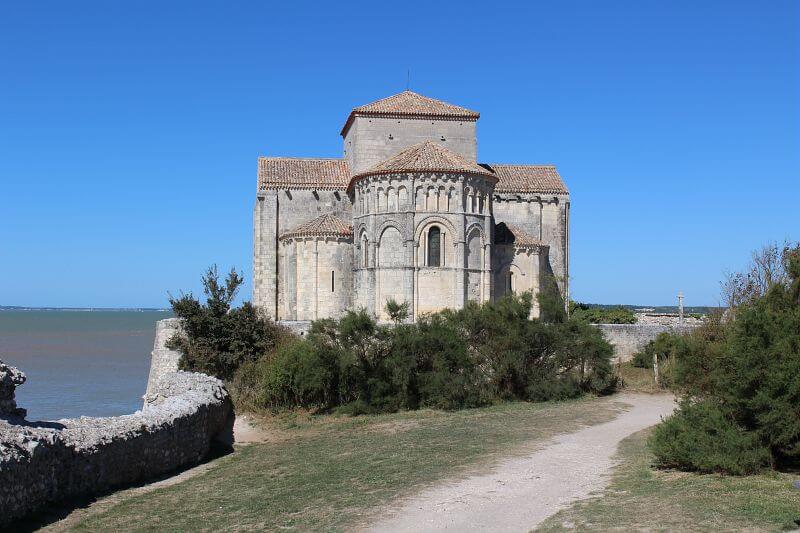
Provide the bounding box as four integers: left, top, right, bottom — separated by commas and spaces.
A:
366, 394, 675, 533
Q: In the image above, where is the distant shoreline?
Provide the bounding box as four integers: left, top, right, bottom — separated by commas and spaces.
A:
0, 307, 170, 312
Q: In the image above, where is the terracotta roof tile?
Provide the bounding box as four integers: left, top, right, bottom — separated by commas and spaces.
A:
481, 164, 568, 195
258, 157, 349, 191
495, 222, 547, 249
257, 155, 568, 196
342, 90, 479, 135
350, 141, 496, 188
280, 213, 353, 240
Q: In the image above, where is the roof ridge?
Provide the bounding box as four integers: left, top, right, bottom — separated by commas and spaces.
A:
483, 162, 557, 168
280, 212, 353, 240
495, 222, 548, 249
259, 156, 344, 161
349, 141, 496, 187
342, 90, 479, 136
350, 90, 413, 111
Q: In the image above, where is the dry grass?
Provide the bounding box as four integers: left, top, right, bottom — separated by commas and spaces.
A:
616, 360, 665, 394
63, 397, 625, 531
537, 428, 800, 532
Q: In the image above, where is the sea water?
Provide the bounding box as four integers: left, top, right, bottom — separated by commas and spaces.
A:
0, 310, 172, 421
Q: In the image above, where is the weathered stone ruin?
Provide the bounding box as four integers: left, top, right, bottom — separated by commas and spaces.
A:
0, 360, 26, 418
0, 320, 235, 527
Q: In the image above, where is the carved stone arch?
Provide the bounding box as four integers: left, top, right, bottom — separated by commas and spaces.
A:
465, 222, 485, 241
447, 186, 456, 212
425, 185, 436, 211
415, 215, 457, 268
413, 215, 457, 242
355, 223, 367, 238
377, 186, 386, 212
397, 185, 409, 209
377, 218, 408, 242
497, 261, 524, 295
377, 224, 404, 268
465, 225, 484, 270
386, 185, 397, 212
357, 227, 370, 268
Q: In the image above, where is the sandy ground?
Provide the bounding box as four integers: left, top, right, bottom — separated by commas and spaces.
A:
366, 394, 676, 533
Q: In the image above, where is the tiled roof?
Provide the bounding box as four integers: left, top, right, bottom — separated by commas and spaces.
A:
258, 157, 349, 191
257, 153, 568, 196
280, 213, 353, 240
341, 90, 479, 136
495, 222, 547, 249
481, 164, 568, 195
350, 141, 496, 188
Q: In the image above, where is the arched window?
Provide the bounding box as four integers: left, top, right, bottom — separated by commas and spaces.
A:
361, 234, 369, 267
427, 226, 441, 267
507, 271, 514, 293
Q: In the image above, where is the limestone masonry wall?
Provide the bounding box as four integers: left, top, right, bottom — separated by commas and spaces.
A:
145, 317, 183, 397
596, 322, 699, 362
0, 319, 234, 527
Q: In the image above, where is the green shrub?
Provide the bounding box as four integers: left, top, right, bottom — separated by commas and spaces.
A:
649, 400, 771, 475
631, 331, 686, 368
233, 293, 617, 414
649, 243, 800, 473
570, 302, 637, 324
168, 266, 285, 380
384, 298, 410, 324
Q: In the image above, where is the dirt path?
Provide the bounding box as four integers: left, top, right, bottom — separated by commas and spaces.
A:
366, 394, 675, 533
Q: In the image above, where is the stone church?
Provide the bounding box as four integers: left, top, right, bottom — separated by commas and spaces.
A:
253, 90, 570, 322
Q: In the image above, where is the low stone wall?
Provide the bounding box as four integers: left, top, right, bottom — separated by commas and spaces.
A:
145, 317, 184, 397
595, 323, 699, 362
0, 320, 234, 527
278, 320, 312, 337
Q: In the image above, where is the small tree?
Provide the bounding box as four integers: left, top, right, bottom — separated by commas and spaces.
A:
384, 298, 410, 324
168, 265, 284, 380
650, 242, 800, 474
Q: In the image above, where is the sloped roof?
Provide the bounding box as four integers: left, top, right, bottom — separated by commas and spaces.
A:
481, 164, 568, 195
495, 222, 548, 250
350, 141, 496, 188
280, 213, 353, 240
341, 90, 479, 136
258, 157, 349, 191
257, 153, 568, 196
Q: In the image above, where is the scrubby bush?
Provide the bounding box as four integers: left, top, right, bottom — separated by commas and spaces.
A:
569, 301, 636, 324
649, 242, 800, 474
649, 399, 771, 475
168, 266, 285, 380
172, 268, 617, 414
631, 331, 686, 368
234, 293, 616, 413
384, 298, 410, 324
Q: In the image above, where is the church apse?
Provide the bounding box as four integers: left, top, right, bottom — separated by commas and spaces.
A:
254, 90, 569, 322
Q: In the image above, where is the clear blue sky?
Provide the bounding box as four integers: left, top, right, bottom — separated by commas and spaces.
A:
1, 1, 797, 308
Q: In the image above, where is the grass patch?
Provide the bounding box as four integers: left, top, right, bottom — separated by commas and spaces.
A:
538, 427, 800, 532
617, 361, 663, 394
68, 398, 623, 531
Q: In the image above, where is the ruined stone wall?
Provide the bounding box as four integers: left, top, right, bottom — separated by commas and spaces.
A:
145, 317, 183, 397
0, 320, 234, 527
595, 323, 700, 363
